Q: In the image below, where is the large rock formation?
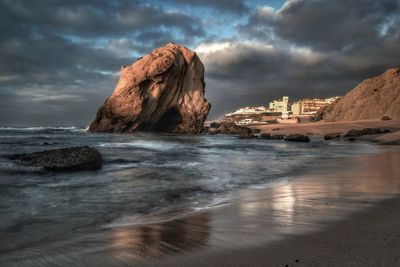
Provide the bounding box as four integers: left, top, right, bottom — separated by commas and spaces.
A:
89, 43, 210, 133
318, 67, 400, 121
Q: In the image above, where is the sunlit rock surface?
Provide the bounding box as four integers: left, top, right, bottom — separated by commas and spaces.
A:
89, 43, 210, 134
319, 67, 400, 121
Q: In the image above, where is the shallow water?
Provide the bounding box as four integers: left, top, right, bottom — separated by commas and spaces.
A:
0, 126, 391, 266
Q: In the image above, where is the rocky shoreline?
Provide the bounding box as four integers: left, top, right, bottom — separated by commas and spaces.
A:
252, 119, 400, 145
203, 121, 398, 144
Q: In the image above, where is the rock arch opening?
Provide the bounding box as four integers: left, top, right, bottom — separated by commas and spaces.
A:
154, 107, 183, 132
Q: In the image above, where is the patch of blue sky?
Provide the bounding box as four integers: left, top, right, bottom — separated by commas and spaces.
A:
247, 0, 285, 9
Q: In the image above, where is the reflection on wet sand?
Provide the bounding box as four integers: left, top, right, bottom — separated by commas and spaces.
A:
110, 212, 210, 263
203, 148, 400, 248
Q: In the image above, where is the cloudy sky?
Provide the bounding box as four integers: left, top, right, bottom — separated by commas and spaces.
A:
1, 0, 399, 126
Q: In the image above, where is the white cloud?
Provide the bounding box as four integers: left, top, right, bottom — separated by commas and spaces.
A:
195, 40, 323, 69
195, 42, 232, 55
255, 5, 277, 22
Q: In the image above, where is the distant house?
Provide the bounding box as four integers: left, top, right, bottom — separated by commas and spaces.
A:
225, 106, 267, 116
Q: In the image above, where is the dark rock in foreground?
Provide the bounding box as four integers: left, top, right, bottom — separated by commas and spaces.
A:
5, 146, 102, 171
324, 132, 342, 140
284, 134, 310, 142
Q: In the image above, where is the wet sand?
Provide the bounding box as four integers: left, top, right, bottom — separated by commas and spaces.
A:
252, 119, 400, 144
141, 147, 400, 267
147, 197, 400, 267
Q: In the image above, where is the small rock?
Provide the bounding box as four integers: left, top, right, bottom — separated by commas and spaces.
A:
344, 129, 363, 137
381, 116, 392, 121
260, 133, 272, 139
361, 128, 382, 135
285, 134, 310, 142
270, 134, 286, 140
348, 137, 356, 141
324, 132, 341, 140
208, 122, 252, 135
238, 133, 257, 139
345, 128, 391, 137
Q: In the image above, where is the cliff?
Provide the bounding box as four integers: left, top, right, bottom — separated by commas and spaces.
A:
320, 67, 400, 121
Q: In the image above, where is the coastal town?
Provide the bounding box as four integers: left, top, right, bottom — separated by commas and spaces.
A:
224, 96, 341, 125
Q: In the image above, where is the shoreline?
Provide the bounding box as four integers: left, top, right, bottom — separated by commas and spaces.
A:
139, 146, 400, 267
146, 195, 400, 267
251, 119, 400, 145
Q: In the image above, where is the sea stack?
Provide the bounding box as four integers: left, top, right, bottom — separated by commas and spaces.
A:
89, 43, 211, 134
318, 67, 400, 121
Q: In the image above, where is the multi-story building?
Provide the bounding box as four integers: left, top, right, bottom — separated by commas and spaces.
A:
291, 102, 302, 116
291, 96, 341, 115
268, 96, 290, 112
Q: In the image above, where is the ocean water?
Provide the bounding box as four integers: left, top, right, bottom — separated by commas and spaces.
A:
0, 126, 381, 265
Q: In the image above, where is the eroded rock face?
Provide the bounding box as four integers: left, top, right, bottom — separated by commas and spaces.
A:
89, 43, 211, 134
319, 67, 400, 121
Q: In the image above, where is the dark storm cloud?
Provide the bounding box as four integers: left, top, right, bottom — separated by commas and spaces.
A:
0, 0, 205, 80
168, 0, 248, 14
243, 0, 400, 52
0, 0, 204, 38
